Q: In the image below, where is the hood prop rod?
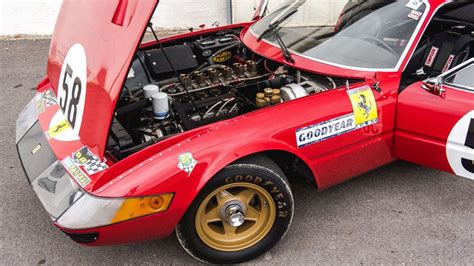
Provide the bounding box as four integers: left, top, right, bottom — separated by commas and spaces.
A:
147, 23, 203, 120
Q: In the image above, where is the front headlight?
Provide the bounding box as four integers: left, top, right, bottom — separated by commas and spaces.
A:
57, 193, 174, 230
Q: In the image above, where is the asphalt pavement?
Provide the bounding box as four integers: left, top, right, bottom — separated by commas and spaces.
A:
0, 39, 473, 265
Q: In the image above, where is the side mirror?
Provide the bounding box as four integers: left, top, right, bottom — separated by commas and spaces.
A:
422, 77, 445, 97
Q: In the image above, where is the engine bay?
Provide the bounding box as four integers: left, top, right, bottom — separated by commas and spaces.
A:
107, 27, 359, 159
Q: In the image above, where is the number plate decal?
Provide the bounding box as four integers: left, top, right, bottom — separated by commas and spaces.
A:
57, 43, 87, 138
446, 111, 474, 180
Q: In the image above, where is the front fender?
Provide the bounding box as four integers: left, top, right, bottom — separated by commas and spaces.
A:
92, 116, 312, 230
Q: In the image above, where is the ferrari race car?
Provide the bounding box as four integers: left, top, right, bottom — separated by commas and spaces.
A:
16, 0, 473, 263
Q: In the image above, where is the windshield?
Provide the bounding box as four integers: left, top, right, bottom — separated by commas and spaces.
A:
251, 0, 427, 70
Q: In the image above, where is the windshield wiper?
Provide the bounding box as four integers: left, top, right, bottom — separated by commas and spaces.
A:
272, 30, 295, 64
256, 9, 298, 63
257, 8, 298, 42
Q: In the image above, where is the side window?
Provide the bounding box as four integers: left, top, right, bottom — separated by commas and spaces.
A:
444, 63, 474, 91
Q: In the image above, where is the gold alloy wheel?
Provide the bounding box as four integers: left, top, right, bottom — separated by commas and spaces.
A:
195, 182, 276, 252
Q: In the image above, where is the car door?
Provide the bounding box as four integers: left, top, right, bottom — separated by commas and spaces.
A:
394, 58, 474, 180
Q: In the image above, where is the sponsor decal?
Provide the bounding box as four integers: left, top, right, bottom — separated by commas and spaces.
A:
57, 43, 87, 135
45, 119, 71, 140
178, 152, 197, 175
36, 89, 58, 114
212, 51, 232, 63
406, 0, 423, 10
408, 10, 422, 20
296, 85, 379, 148
43, 90, 58, 107
36, 93, 46, 114
296, 114, 355, 148
446, 111, 474, 180
442, 54, 455, 73
72, 146, 108, 175
48, 110, 80, 142
61, 156, 91, 187
425, 46, 439, 67
347, 85, 379, 127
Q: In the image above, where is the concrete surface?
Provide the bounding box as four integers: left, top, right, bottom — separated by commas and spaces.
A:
0, 39, 473, 265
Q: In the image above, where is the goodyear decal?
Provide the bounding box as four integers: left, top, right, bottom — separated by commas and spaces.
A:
61, 156, 91, 187
213, 51, 232, 63
296, 114, 355, 148
45, 119, 71, 140
347, 85, 378, 127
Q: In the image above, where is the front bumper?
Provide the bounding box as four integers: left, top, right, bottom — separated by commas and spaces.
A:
16, 96, 176, 245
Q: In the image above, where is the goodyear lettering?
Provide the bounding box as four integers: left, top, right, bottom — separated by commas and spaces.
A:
296, 114, 356, 148
224, 175, 289, 216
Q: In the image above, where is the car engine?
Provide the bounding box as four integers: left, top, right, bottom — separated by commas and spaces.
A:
108, 27, 357, 159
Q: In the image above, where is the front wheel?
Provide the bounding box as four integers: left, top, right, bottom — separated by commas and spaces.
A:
176, 155, 294, 264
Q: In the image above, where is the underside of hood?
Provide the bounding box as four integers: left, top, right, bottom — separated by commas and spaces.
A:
47, 0, 158, 157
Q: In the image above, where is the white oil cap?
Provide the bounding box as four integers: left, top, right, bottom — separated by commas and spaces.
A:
143, 84, 160, 99
152, 92, 169, 120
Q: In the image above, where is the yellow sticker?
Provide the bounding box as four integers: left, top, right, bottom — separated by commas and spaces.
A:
213, 51, 232, 63
347, 85, 378, 127
46, 119, 70, 139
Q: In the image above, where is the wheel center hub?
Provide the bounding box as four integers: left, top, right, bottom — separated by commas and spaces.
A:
226, 205, 245, 227
220, 200, 246, 227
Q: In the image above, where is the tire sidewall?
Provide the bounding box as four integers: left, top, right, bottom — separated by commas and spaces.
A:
177, 163, 294, 264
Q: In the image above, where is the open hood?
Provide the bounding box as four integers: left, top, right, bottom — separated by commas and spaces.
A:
47, 0, 158, 157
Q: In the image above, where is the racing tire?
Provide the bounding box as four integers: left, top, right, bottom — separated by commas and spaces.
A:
176, 155, 294, 264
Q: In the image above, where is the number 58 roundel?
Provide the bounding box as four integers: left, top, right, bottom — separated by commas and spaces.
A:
447, 111, 474, 180
57, 43, 87, 138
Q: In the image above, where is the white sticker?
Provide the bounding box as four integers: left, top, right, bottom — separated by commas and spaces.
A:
446, 111, 474, 180
127, 68, 135, 79
406, 0, 423, 10
296, 114, 356, 148
408, 10, 422, 21
57, 43, 87, 138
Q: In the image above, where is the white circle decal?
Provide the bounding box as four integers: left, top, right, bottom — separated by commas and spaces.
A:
57, 43, 87, 139
446, 111, 474, 180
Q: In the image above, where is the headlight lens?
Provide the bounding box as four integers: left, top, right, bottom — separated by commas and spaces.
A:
57, 193, 174, 230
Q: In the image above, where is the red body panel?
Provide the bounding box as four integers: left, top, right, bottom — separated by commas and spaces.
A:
394, 82, 474, 173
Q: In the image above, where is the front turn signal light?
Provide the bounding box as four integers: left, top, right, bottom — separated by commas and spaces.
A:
112, 193, 174, 223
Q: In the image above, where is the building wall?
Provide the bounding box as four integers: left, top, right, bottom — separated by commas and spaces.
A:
0, 0, 246, 36
1, 0, 346, 36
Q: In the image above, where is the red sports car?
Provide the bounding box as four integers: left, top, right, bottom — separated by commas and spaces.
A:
16, 0, 473, 263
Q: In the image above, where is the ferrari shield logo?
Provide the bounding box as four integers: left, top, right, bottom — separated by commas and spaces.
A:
347, 85, 378, 127
178, 152, 197, 176
45, 119, 71, 139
